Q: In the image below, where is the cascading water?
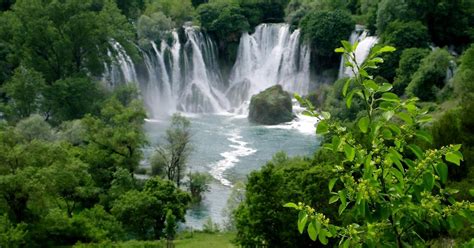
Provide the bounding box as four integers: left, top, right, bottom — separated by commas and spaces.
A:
228, 23, 311, 113
338, 25, 379, 78
105, 23, 312, 117
102, 41, 139, 87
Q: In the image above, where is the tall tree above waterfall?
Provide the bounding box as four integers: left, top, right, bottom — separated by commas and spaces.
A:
0, 0, 135, 84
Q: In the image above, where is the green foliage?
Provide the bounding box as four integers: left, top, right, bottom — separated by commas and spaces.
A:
197, 1, 249, 43
111, 177, 190, 240
81, 89, 146, 189
0, 0, 134, 83
151, 113, 192, 187
234, 152, 340, 247
144, 0, 195, 27
375, 0, 414, 35
186, 172, 211, 203
202, 217, 220, 233
72, 205, 125, 242
381, 21, 430, 50
115, 0, 145, 19
287, 41, 473, 247
137, 12, 174, 47
393, 48, 430, 95
43, 77, 105, 124
375, 21, 430, 82
406, 49, 452, 101
0, 214, 27, 248
1, 66, 45, 121
300, 10, 354, 58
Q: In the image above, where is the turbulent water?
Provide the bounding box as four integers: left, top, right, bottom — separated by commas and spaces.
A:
104, 23, 376, 228
103, 23, 311, 116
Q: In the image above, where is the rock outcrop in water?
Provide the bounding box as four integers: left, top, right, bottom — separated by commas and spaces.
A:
248, 85, 293, 125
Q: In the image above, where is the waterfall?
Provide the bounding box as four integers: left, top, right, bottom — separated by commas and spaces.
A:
338, 26, 379, 78
228, 24, 311, 113
105, 23, 312, 116
103, 41, 139, 87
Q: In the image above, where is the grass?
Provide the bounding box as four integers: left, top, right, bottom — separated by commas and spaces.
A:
174, 232, 236, 248
73, 232, 237, 248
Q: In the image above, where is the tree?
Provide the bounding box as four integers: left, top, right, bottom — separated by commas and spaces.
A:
186, 172, 211, 203
299, 10, 354, 70
287, 42, 473, 247
151, 113, 192, 187
406, 48, 452, 101
0, 214, 27, 248
2, 0, 134, 83
81, 89, 146, 190
197, 1, 250, 43
235, 152, 339, 247
137, 11, 174, 47
393, 48, 430, 95
164, 209, 177, 247
375, 0, 414, 35
144, 0, 195, 27
111, 177, 190, 240
42, 77, 105, 124
1, 66, 46, 121
375, 21, 430, 82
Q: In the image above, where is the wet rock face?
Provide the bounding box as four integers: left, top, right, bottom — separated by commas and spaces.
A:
248, 85, 293, 125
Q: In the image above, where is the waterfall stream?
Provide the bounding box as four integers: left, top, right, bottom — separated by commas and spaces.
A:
103, 23, 312, 117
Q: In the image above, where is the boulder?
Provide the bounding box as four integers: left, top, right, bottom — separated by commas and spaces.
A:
248, 85, 293, 125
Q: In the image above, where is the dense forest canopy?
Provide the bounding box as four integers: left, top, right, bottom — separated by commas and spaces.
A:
0, 0, 473, 247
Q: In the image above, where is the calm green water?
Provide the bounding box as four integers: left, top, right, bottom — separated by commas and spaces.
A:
143, 113, 320, 229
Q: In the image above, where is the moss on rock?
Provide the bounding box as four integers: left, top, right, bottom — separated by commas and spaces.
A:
248, 85, 293, 125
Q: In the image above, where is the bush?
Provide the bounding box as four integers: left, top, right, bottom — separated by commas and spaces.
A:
406, 49, 452, 101
197, 2, 249, 43
234, 152, 340, 247
393, 48, 430, 95
300, 10, 354, 58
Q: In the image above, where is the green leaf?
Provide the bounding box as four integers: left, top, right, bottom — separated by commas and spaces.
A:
335, 47, 345, 53
329, 195, 339, 204
346, 90, 355, 108
416, 130, 433, 144
328, 178, 337, 192
316, 120, 329, 135
436, 163, 448, 184
382, 111, 394, 121
408, 144, 423, 160
342, 78, 351, 96
342, 239, 350, 248
469, 189, 474, 197
321, 111, 331, 120
358, 116, 370, 133
307, 220, 318, 241
338, 190, 347, 215
397, 112, 413, 125
378, 46, 396, 53
445, 151, 463, 166
423, 173, 435, 191
370, 57, 384, 64
319, 229, 328, 245
343, 144, 355, 161
378, 83, 393, 92
359, 69, 369, 78
381, 92, 400, 102
363, 80, 379, 91
341, 40, 352, 52
298, 211, 308, 234
284, 202, 298, 209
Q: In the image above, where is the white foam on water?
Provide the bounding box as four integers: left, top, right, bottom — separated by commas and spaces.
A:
210, 130, 256, 187
263, 101, 319, 135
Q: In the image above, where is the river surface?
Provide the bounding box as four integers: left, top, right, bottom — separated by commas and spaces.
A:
143, 113, 319, 229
